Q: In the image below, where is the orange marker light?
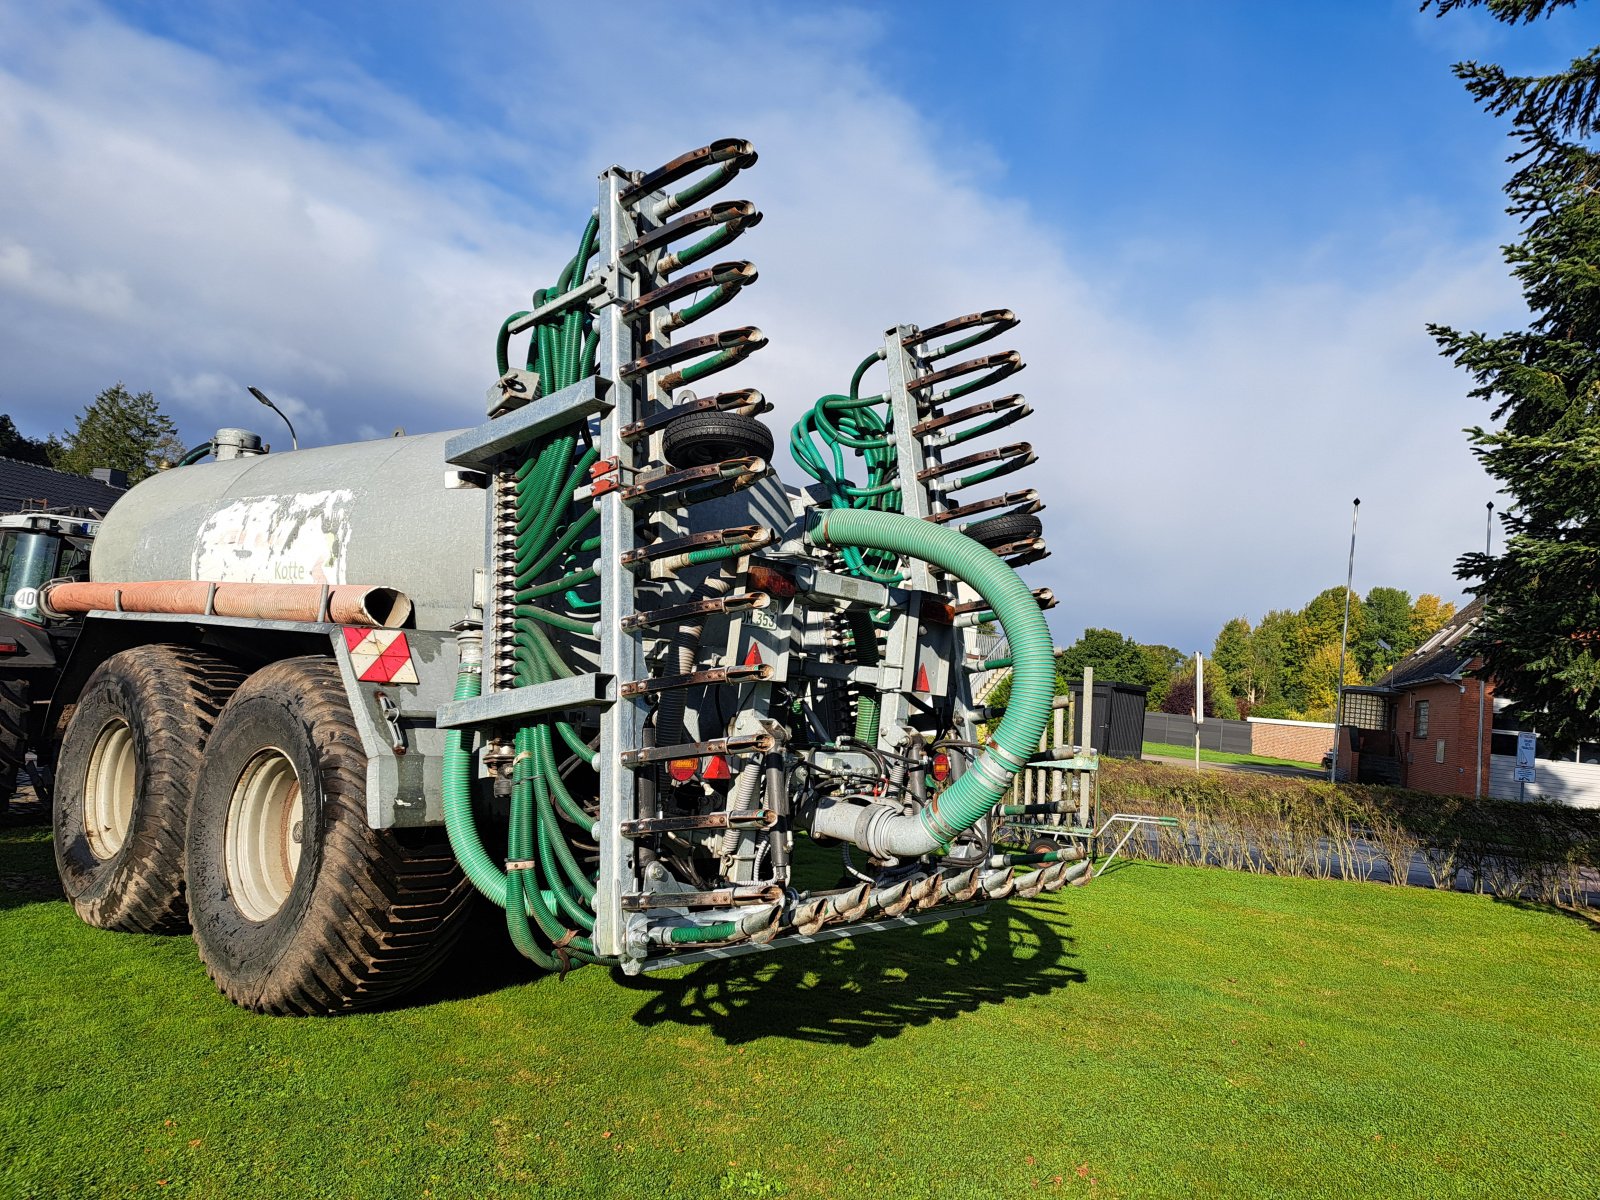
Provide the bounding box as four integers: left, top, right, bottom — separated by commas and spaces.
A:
747, 562, 798, 599
667, 758, 699, 783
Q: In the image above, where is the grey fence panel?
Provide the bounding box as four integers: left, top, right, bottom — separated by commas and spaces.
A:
1142, 712, 1253, 754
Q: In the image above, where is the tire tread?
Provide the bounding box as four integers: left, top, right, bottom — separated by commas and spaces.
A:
59, 645, 246, 933
194, 657, 473, 1015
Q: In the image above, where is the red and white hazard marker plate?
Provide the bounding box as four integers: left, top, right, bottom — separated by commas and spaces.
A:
343, 627, 419, 685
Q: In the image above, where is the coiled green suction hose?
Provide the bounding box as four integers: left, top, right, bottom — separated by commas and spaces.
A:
804, 508, 1053, 855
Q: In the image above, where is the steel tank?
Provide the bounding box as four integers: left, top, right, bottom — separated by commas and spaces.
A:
91, 431, 486, 632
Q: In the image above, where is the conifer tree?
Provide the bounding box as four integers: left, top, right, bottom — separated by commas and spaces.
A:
52, 383, 185, 484
1428, 0, 1600, 745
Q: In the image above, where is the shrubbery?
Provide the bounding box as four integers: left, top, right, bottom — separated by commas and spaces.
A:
1098, 758, 1599, 908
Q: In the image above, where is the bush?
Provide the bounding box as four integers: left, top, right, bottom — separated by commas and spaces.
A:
1098, 758, 1599, 906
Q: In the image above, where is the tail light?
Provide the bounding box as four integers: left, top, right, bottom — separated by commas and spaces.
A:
702, 755, 732, 782
746, 562, 797, 599
931, 751, 951, 783
0, 641, 17, 654
667, 758, 698, 783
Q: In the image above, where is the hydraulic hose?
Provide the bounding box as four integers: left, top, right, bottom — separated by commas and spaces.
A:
804, 509, 1053, 857
440, 652, 564, 968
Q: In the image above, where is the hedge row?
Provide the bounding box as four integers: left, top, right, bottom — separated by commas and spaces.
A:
1094, 758, 1600, 908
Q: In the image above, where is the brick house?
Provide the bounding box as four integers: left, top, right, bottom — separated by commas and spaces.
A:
1339, 600, 1493, 796
1340, 599, 1599, 806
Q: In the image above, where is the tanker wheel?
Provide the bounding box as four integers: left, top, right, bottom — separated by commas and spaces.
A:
53, 646, 247, 932
964, 511, 1042, 550
186, 657, 473, 1015
661, 410, 773, 469
0, 672, 27, 811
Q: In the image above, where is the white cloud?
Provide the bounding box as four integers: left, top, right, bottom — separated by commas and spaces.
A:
0, 1, 1522, 652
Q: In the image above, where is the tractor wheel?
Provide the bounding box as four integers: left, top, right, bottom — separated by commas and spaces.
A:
54, 646, 246, 932
661, 410, 773, 469
186, 657, 473, 1015
0, 672, 27, 811
964, 511, 1042, 550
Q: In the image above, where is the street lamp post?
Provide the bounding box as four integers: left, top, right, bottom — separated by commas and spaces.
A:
1331, 498, 1360, 784
1475, 501, 1493, 798
248, 386, 299, 451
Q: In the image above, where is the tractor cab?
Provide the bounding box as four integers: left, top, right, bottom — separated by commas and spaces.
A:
0, 509, 100, 808
0, 511, 96, 623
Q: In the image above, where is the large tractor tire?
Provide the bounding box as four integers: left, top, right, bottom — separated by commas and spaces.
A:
0, 672, 28, 811
53, 646, 246, 932
661, 410, 773, 469
186, 657, 473, 1015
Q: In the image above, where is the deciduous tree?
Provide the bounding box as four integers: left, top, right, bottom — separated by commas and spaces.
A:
1255, 608, 1311, 711
1138, 643, 1185, 710
1359, 586, 1416, 678
1301, 642, 1363, 721
1212, 617, 1256, 706
1409, 593, 1457, 644
1055, 628, 1147, 691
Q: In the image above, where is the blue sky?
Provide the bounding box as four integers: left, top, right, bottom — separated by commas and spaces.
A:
2, 1, 1596, 653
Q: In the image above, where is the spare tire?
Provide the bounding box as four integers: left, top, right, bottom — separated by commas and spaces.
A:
964, 511, 1042, 550
661, 410, 773, 469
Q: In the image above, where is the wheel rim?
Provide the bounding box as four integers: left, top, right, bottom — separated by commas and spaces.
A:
83, 719, 137, 860
224, 748, 304, 921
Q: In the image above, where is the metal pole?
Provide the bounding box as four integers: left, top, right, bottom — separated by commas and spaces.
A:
1080, 665, 1094, 749
247, 386, 298, 450
1081, 666, 1094, 842
1331, 498, 1359, 784
1194, 651, 1204, 772
1475, 501, 1492, 798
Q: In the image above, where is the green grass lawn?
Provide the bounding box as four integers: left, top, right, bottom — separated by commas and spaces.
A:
3, 822, 1598, 1199
1142, 741, 1320, 769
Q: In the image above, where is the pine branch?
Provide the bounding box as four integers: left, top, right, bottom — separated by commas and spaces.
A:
1455, 48, 1600, 142
1424, 0, 1581, 24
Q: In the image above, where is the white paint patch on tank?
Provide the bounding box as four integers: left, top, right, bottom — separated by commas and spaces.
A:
192, 489, 353, 586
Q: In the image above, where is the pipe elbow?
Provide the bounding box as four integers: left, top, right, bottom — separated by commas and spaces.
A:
810, 797, 941, 859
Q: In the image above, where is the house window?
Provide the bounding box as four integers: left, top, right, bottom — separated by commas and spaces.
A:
1415, 701, 1430, 740
1435, 739, 1447, 764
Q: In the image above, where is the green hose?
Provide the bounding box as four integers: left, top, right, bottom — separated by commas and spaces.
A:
666, 921, 740, 944
805, 509, 1053, 852
847, 609, 882, 745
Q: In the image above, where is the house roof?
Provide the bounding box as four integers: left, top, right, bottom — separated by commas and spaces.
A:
1373, 597, 1484, 691
0, 457, 127, 515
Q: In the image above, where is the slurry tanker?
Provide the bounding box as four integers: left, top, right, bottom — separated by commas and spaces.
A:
42, 141, 1089, 1014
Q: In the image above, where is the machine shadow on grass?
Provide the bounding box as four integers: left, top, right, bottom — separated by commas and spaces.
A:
614, 898, 1084, 1046
4, 823, 1091, 1032
0, 824, 64, 914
